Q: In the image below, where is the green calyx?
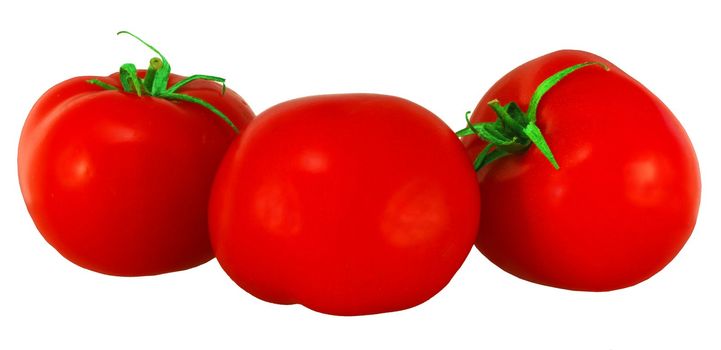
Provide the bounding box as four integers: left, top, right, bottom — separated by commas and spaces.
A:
456, 61, 609, 171
87, 31, 238, 133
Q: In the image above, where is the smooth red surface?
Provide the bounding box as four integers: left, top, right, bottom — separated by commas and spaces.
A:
462, 50, 701, 291
18, 72, 254, 276
210, 94, 480, 315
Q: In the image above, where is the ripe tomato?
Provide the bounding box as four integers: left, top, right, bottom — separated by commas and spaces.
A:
18, 34, 254, 276
462, 50, 701, 291
210, 94, 480, 315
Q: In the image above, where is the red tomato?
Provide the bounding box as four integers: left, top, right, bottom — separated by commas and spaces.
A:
210, 94, 480, 315
18, 59, 254, 276
462, 50, 701, 291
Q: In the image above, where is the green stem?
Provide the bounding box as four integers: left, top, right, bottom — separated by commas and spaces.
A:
459, 61, 608, 171
85, 31, 240, 134
523, 123, 559, 169
527, 62, 608, 123
487, 100, 526, 136
119, 63, 143, 96
87, 79, 118, 91
117, 31, 171, 95
143, 57, 162, 92
163, 93, 239, 133
167, 74, 226, 94
456, 112, 478, 137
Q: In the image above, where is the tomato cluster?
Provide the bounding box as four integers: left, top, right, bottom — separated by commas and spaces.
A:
18, 34, 700, 316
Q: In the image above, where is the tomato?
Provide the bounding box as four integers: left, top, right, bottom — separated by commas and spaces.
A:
209, 94, 480, 315
461, 50, 701, 291
18, 33, 254, 276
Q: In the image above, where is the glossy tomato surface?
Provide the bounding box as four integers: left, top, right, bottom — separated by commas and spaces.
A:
210, 94, 480, 315
463, 50, 701, 291
18, 72, 254, 276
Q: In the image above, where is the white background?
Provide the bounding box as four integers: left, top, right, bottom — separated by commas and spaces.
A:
1, 1, 719, 349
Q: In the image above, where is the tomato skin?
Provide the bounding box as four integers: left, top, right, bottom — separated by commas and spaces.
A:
18, 72, 254, 276
463, 50, 701, 291
210, 94, 480, 315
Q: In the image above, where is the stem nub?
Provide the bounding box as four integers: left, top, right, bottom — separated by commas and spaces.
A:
457, 61, 609, 171
85, 31, 239, 134
143, 57, 162, 92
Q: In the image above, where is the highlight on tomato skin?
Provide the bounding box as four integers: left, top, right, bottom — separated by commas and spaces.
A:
460, 49, 701, 292
209, 93, 481, 316
17, 32, 256, 277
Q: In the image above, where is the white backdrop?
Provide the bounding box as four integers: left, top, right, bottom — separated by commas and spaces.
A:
1, 1, 718, 349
